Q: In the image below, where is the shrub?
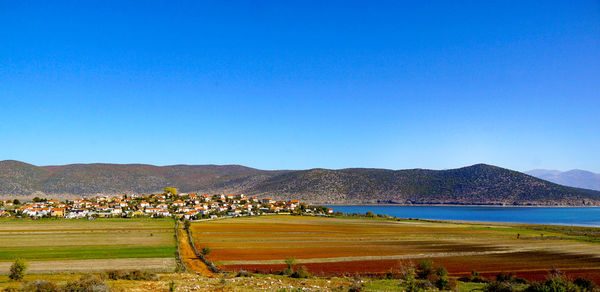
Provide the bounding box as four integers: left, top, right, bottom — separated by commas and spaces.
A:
496, 272, 516, 283
385, 268, 403, 279
105, 269, 126, 280
573, 278, 597, 291
62, 275, 110, 292
201, 247, 211, 256
416, 259, 434, 279
449, 278, 459, 291
416, 279, 435, 291
402, 277, 419, 292
348, 279, 364, 292
468, 270, 489, 283
435, 276, 451, 290
291, 266, 311, 278
483, 281, 517, 292
494, 272, 527, 285
21, 280, 59, 292
398, 262, 416, 279
236, 270, 251, 277
399, 265, 421, 292
9, 259, 27, 281
525, 269, 578, 292
459, 270, 489, 283
129, 270, 150, 280
104, 270, 157, 281
435, 266, 448, 277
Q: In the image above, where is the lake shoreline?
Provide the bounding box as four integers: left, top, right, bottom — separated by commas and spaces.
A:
325, 205, 600, 227
320, 203, 600, 208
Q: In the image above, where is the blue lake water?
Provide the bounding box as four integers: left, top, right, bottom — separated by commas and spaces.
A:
326, 205, 600, 227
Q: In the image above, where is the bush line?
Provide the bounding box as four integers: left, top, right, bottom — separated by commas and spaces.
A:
173, 220, 186, 272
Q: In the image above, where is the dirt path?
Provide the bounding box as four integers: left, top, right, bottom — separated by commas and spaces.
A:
177, 226, 214, 277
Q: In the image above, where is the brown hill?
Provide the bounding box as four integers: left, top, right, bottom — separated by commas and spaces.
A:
1, 160, 599, 206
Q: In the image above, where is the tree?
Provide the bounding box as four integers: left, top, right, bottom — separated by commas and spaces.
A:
285, 256, 296, 270
9, 259, 27, 281
282, 256, 296, 275
164, 187, 178, 195
13, 199, 20, 205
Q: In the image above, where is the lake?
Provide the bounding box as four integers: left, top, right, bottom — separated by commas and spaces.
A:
326, 205, 600, 227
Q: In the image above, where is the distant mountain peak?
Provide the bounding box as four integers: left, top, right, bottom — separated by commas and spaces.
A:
526, 169, 600, 191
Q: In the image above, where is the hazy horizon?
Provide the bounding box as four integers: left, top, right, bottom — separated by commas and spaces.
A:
3, 159, 600, 174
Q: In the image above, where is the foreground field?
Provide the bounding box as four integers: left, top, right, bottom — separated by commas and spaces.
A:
0, 218, 176, 274
0, 272, 395, 292
190, 216, 600, 283
0, 271, 492, 292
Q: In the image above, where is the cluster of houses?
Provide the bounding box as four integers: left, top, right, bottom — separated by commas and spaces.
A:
0, 192, 334, 219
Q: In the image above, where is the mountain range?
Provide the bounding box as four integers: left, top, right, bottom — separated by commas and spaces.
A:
526, 169, 600, 191
1, 160, 600, 206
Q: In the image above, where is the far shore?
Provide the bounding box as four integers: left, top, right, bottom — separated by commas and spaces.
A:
319, 203, 600, 208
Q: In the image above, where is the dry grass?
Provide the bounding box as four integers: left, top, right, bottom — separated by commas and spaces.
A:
0, 258, 175, 274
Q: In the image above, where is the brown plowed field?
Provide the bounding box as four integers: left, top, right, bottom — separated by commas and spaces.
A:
191, 216, 600, 283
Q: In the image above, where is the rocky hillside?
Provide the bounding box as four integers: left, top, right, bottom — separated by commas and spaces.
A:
1, 160, 600, 206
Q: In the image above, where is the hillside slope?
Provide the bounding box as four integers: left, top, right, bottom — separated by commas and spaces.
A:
249, 164, 600, 205
1, 160, 599, 206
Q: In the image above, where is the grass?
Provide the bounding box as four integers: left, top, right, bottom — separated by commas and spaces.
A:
363, 279, 402, 291
0, 217, 176, 274
0, 217, 173, 229
457, 281, 487, 292
0, 245, 175, 261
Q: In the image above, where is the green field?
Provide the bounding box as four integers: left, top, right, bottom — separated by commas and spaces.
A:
0, 218, 176, 274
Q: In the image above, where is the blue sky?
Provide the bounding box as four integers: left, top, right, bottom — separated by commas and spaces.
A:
1, 1, 599, 172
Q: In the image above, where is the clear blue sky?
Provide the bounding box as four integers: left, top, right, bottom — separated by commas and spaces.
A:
1, 1, 599, 172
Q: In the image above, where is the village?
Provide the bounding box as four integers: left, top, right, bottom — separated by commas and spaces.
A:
0, 188, 334, 220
